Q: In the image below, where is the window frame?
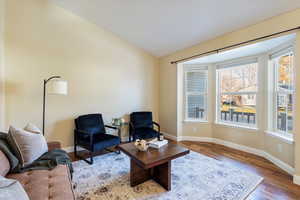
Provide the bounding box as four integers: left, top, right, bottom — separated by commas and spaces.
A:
184, 66, 208, 122
268, 47, 295, 139
216, 59, 259, 128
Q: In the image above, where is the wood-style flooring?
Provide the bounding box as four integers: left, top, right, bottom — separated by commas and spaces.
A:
69, 141, 300, 200
179, 141, 300, 200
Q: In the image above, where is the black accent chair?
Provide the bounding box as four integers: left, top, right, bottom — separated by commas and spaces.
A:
74, 114, 121, 165
129, 112, 160, 142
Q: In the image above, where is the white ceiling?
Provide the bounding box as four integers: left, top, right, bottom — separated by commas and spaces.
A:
52, 0, 300, 57
184, 33, 296, 64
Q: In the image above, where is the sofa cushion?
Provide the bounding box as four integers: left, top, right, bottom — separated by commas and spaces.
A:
8, 126, 48, 166
93, 134, 121, 151
0, 150, 10, 176
7, 165, 74, 200
0, 176, 29, 200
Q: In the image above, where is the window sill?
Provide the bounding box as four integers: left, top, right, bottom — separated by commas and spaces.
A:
183, 119, 209, 123
214, 122, 258, 131
265, 131, 294, 144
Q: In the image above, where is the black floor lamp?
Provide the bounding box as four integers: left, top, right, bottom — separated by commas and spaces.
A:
43, 76, 68, 135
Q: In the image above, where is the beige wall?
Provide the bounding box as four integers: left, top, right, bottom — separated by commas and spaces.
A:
159, 9, 300, 170
0, 0, 4, 131
4, 0, 159, 147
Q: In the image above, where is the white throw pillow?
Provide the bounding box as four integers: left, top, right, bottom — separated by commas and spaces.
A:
24, 123, 41, 134
8, 126, 48, 166
0, 176, 29, 200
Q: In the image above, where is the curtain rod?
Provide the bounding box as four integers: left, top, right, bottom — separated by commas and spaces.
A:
170, 26, 300, 64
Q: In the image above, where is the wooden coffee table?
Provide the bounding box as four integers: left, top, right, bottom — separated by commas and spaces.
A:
118, 142, 190, 191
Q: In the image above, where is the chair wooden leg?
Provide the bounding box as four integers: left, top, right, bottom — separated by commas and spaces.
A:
81, 151, 93, 165
74, 144, 77, 157
105, 147, 120, 154
75, 148, 94, 165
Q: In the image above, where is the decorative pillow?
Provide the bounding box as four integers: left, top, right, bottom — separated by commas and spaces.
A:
0, 176, 29, 200
7, 126, 48, 166
24, 123, 41, 134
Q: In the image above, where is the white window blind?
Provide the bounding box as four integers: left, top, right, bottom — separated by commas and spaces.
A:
185, 69, 208, 120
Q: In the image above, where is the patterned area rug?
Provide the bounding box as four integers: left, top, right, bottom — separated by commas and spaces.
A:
73, 151, 263, 200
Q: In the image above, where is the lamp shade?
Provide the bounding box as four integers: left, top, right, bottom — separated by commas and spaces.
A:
47, 80, 68, 95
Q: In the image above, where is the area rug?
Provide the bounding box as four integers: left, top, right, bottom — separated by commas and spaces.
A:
73, 151, 263, 200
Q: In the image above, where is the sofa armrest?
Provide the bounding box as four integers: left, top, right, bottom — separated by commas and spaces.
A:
47, 141, 61, 151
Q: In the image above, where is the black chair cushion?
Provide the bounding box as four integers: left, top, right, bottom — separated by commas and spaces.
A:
93, 134, 120, 151
75, 114, 106, 134
130, 112, 153, 129
133, 128, 159, 140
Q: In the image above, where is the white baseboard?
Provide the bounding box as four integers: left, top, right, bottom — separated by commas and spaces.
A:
163, 132, 180, 141
213, 138, 264, 157
179, 136, 214, 143
293, 175, 300, 185
164, 134, 295, 178
263, 151, 295, 175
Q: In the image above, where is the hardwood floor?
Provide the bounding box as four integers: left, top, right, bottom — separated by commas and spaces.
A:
179, 141, 300, 200
69, 141, 300, 200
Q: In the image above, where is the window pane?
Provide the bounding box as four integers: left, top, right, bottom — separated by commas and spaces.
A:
220, 94, 256, 125
218, 62, 257, 127
219, 63, 257, 93
186, 71, 207, 93
273, 51, 294, 135
219, 70, 231, 93
231, 67, 243, 92
287, 93, 293, 134
187, 94, 206, 119
220, 95, 231, 122
232, 94, 256, 124
277, 54, 294, 91
241, 64, 258, 92
276, 93, 287, 132
276, 93, 293, 133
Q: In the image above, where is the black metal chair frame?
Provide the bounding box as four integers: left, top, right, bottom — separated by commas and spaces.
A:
129, 121, 160, 142
74, 124, 120, 165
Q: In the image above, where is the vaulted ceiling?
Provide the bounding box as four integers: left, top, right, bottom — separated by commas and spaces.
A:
52, 0, 300, 57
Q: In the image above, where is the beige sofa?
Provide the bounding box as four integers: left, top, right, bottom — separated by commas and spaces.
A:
0, 142, 75, 200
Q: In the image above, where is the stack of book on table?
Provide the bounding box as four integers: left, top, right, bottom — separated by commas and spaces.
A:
148, 139, 168, 149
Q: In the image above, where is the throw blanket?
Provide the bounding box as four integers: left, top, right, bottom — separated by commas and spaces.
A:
0, 132, 73, 176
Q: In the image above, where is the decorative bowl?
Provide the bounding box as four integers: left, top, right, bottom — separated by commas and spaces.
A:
135, 144, 149, 151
